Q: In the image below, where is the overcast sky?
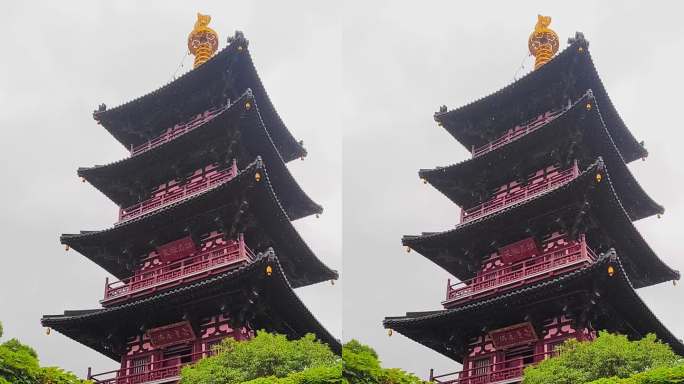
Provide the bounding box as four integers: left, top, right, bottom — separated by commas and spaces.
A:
0, 1, 341, 376
1, 0, 683, 381
341, 0, 684, 380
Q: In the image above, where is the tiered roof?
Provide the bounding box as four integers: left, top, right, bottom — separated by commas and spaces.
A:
406, 159, 678, 288
386, 32, 681, 358
80, 92, 322, 220
93, 32, 305, 162
63, 159, 337, 287
434, 36, 646, 163
422, 92, 662, 221
44, 29, 338, 357
43, 251, 341, 359
384, 250, 684, 361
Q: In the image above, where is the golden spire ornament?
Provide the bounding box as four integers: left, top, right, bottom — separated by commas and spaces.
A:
188, 13, 219, 69
528, 15, 560, 70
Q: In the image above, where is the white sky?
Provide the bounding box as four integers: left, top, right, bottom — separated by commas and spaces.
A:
1, 0, 683, 381
341, 0, 684, 380
0, 1, 341, 377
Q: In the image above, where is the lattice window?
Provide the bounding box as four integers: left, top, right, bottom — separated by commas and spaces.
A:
130, 356, 150, 374
472, 357, 491, 376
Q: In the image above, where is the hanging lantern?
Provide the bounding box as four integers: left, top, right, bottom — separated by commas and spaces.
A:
586, 103, 592, 111
673, 280, 678, 286
65, 245, 70, 251
255, 172, 261, 182
421, 178, 427, 184
595, 173, 602, 183
388, 328, 393, 337
330, 279, 335, 286
406, 246, 411, 253
607, 265, 615, 277
80, 177, 86, 183
245, 101, 252, 110
46, 327, 51, 336
265, 265, 273, 276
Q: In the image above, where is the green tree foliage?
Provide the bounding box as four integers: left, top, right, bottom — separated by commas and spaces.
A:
0, 321, 86, 384
180, 332, 340, 384
589, 363, 684, 384
342, 340, 424, 384
523, 332, 680, 384
241, 365, 344, 384
589, 364, 684, 384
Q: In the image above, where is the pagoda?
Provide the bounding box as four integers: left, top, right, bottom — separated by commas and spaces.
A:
383, 16, 682, 384
41, 14, 339, 383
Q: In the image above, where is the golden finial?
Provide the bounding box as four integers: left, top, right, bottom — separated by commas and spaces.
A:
188, 13, 219, 69
528, 15, 560, 70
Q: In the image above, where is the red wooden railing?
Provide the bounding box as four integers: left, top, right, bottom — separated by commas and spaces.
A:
102, 234, 255, 304
88, 349, 215, 384
117, 161, 238, 223
129, 104, 229, 157
471, 107, 566, 158
460, 162, 579, 224
444, 235, 596, 306
429, 350, 559, 384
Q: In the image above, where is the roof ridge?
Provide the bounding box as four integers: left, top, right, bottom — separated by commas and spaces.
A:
433, 40, 580, 121
93, 32, 248, 118
420, 91, 594, 176
79, 90, 253, 174
405, 158, 603, 243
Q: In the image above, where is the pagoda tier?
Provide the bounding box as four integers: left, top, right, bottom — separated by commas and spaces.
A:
403, 159, 680, 288
93, 31, 306, 162
62, 159, 337, 288
79, 92, 322, 220
434, 36, 646, 163
442, 232, 598, 308
42, 251, 342, 363
100, 231, 255, 307
421, 92, 662, 221
383, 250, 684, 364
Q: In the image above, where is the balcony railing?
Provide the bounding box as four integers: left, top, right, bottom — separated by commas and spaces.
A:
444, 235, 596, 307
88, 349, 215, 384
129, 104, 229, 157
471, 107, 566, 158
460, 162, 579, 224
102, 234, 255, 305
429, 350, 559, 384
117, 161, 238, 223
